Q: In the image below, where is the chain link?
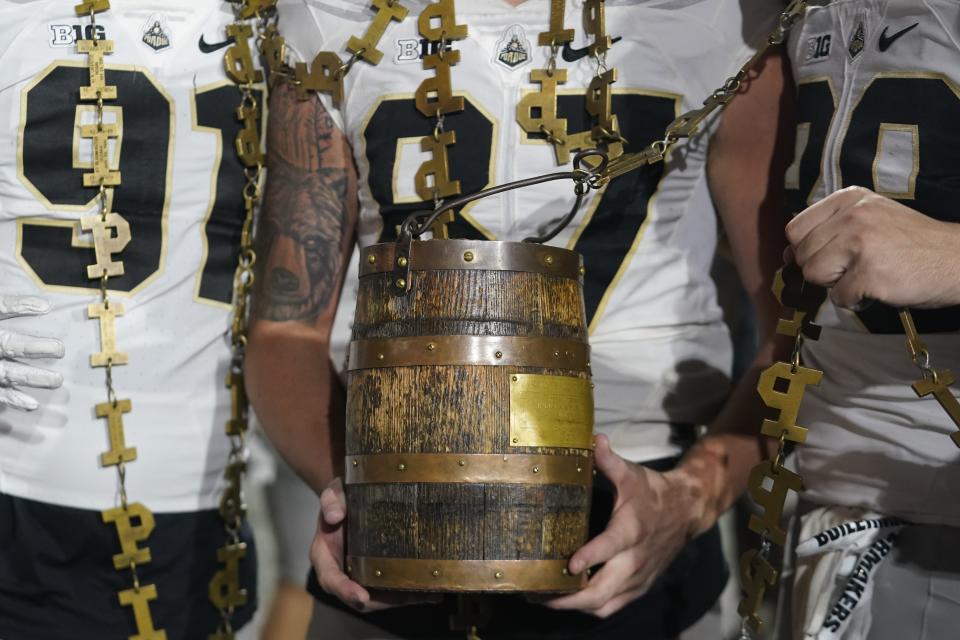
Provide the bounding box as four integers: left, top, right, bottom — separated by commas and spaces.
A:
208, 3, 270, 634
76, 0, 157, 621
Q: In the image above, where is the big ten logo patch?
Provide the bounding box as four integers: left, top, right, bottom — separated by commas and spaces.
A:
395, 38, 452, 64
49, 23, 107, 48
805, 33, 832, 63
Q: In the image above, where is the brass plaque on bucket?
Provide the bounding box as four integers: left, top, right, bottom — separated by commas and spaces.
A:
509, 374, 594, 450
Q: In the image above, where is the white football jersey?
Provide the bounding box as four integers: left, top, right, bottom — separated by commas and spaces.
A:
788, 0, 960, 524
0, 0, 262, 512
281, 0, 782, 462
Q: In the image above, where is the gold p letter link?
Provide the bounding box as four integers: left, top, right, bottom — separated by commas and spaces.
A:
517, 69, 569, 147
417, 0, 467, 43
209, 543, 249, 610
224, 23, 263, 85
102, 501, 155, 570
415, 131, 461, 201
81, 212, 131, 279
415, 50, 464, 117
295, 52, 344, 104
757, 361, 822, 444
74, 0, 110, 15
235, 104, 263, 167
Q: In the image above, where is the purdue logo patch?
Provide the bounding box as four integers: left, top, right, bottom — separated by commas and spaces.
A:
140, 14, 171, 52
495, 25, 530, 70
848, 20, 865, 59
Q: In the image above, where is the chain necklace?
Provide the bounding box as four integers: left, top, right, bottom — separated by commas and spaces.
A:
899, 310, 960, 447
72, 0, 166, 638
738, 262, 825, 637
206, 2, 271, 638
412, 0, 467, 235
257, 2, 960, 637
518, 0, 626, 167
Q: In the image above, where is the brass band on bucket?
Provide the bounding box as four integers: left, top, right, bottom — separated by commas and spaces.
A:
360, 240, 584, 280
348, 335, 590, 371
345, 557, 586, 593
344, 453, 594, 486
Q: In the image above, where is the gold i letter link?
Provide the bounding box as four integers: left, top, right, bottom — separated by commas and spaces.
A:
912, 371, 960, 446
294, 52, 344, 104
88, 301, 128, 367
78, 39, 117, 101
416, 50, 464, 117
235, 104, 263, 166
348, 0, 409, 65
118, 584, 167, 640
584, 0, 612, 56
224, 23, 263, 85
539, 0, 574, 45
74, 0, 110, 15
97, 398, 136, 466
219, 460, 247, 524
80, 122, 121, 186
225, 370, 248, 437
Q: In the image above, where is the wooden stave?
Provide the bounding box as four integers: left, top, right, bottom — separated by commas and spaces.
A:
345, 252, 594, 592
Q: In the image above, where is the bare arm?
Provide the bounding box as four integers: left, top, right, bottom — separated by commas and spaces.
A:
246, 83, 358, 495
545, 46, 797, 618
673, 45, 796, 534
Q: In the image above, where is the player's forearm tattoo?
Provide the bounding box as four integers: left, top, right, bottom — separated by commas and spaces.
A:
253, 85, 356, 322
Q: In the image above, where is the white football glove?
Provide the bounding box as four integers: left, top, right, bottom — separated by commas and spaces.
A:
0, 295, 64, 411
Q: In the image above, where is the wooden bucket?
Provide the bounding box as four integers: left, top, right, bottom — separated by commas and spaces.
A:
344, 239, 594, 593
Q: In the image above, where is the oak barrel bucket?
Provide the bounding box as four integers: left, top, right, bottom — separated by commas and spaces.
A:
344, 239, 595, 593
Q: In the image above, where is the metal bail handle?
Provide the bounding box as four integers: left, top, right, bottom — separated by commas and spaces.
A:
389, 149, 606, 297
402, 149, 608, 242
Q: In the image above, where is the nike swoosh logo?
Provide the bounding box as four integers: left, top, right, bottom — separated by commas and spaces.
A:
198, 34, 235, 54
561, 37, 623, 62
878, 23, 919, 52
